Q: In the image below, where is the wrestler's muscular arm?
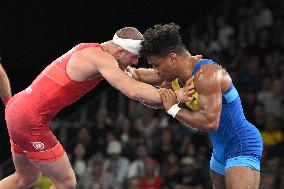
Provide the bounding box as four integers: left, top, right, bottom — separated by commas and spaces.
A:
127, 55, 203, 85
177, 65, 231, 131
126, 68, 194, 109
160, 64, 231, 131
126, 67, 167, 108
126, 67, 164, 85
86, 47, 162, 104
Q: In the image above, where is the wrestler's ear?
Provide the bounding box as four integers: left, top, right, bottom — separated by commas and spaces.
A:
169, 53, 177, 65
116, 47, 124, 57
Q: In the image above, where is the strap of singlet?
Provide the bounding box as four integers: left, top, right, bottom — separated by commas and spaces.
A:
177, 59, 215, 86
222, 83, 238, 103
42, 43, 103, 86
189, 59, 238, 104
191, 59, 215, 76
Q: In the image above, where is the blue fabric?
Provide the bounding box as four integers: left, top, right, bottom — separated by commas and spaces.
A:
226, 156, 261, 171
210, 155, 261, 176
222, 83, 238, 103
192, 59, 214, 76
210, 155, 226, 175
192, 59, 263, 174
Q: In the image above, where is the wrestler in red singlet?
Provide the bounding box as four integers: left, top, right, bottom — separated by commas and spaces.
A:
5, 43, 103, 162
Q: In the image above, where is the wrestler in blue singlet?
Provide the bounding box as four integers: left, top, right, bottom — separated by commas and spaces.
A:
192, 59, 263, 175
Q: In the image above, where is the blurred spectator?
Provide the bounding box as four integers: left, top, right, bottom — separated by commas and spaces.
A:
68, 127, 95, 160
127, 144, 153, 179
178, 137, 195, 158
175, 156, 200, 188
102, 141, 130, 189
258, 79, 284, 117
152, 128, 176, 163
260, 171, 277, 189
134, 107, 159, 139
78, 153, 115, 189
261, 113, 283, 146
93, 108, 115, 153
238, 11, 256, 48
128, 100, 144, 120
239, 55, 263, 92
71, 142, 88, 179
252, 1, 273, 30
216, 16, 235, 50
255, 28, 272, 55
161, 152, 179, 188
140, 158, 165, 189
127, 178, 141, 189
117, 117, 139, 146
278, 166, 284, 189
252, 103, 266, 130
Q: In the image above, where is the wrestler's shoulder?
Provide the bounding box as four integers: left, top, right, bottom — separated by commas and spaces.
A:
195, 64, 231, 92
73, 46, 114, 66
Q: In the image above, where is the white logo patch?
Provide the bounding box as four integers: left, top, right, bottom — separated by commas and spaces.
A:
31, 142, 45, 150
25, 87, 32, 94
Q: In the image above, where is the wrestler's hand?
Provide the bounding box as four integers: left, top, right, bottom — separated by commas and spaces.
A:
158, 88, 178, 111
125, 66, 140, 81
184, 76, 195, 95
175, 85, 195, 103
192, 54, 203, 60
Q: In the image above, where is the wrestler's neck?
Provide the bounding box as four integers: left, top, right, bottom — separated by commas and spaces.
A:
178, 54, 199, 83
101, 41, 127, 69
100, 41, 114, 55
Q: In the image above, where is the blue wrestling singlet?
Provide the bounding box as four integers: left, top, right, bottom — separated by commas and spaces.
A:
191, 59, 263, 175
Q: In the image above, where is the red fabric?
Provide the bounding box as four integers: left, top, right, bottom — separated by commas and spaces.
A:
5, 43, 103, 162
11, 140, 65, 162
140, 176, 165, 189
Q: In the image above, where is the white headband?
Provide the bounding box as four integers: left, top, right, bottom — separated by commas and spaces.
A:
112, 34, 142, 55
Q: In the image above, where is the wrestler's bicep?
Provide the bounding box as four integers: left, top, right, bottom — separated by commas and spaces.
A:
198, 92, 222, 124
194, 66, 223, 126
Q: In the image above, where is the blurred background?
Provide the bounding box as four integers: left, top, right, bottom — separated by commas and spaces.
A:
0, 0, 283, 188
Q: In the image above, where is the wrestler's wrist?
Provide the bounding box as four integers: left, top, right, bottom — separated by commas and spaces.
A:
166, 104, 181, 118
2, 96, 12, 106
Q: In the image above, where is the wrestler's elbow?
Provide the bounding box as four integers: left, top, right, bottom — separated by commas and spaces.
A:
206, 121, 219, 132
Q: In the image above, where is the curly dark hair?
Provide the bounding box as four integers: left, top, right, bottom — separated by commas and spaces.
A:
139, 23, 187, 58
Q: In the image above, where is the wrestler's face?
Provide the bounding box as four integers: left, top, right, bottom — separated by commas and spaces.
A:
117, 50, 140, 69
147, 53, 178, 82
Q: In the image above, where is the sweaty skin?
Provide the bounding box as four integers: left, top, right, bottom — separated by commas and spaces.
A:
66, 46, 163, 104
158, 64, 231, 131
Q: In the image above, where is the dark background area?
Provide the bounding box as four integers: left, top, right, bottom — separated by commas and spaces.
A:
0, 0, 223, 161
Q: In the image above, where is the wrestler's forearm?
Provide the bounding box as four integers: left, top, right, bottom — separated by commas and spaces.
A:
128, 81, 162, 103
132, 68, 163, 85
98, 63, 162, 104
175, 109, 219, 132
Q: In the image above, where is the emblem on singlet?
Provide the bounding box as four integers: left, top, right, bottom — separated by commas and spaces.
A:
25, 87, 32, 94
31, 142, 45, 150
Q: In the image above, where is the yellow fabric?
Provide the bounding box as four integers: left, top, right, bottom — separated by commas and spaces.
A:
261, 131, 283, 146
32, 176, 52, 189
172, 78, 199, 110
